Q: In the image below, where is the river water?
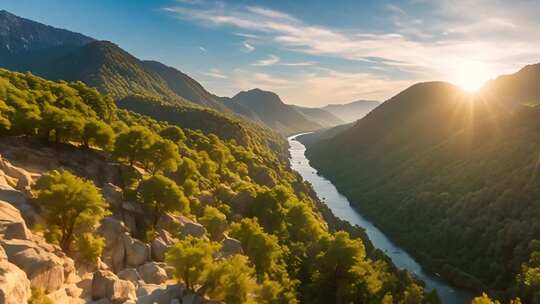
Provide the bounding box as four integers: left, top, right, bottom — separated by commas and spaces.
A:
288, 134, 473, 304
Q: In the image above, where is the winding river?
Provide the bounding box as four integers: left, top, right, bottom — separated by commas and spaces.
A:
288, 134, 473, 304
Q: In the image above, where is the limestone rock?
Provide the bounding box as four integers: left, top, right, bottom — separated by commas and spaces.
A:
91, 270, 136, 304
97, 217, 127, 271
123, 234, 148, 268
117, 268, 141, 284
220, 236, 243, 257
136, 284, 183, 304
102, 183, 124, 209
138, 262, 168, 285
1, 238, 66, 292
151, 237, 168, 262
0, 200, 32, 240
180, 222, 206, 239
0, 258, 31, 304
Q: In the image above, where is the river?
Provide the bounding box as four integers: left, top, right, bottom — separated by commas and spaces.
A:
288, 134, 473, 304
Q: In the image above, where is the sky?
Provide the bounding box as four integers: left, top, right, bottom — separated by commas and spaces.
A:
2, 0, 540, 106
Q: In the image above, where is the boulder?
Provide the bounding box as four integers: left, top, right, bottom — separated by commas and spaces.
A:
0, 259, 31, 304
0, 200, 32, 240
220, 236, 243, 257
151, 237, 168, 262
101, 183, 124, 209
97, 217, 127, 271
0, 185, 39, 225
91, 270, 136, 304
136, 284, 183, 304
138, 262, 168, 285
117, 268, 141, 284
0, 155, 37, 191
136, 283, 161, 298
156, 213, 182, 234
123, 234, 148, 267
180, 222, 206, 239
156, 262, 175, 280
1, 238, 66, 292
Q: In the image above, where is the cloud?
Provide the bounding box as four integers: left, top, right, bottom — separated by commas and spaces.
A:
203, 68, 227, 79
242, 41, 255, 53
280, 61, 316, 66
251, 54, 280, 66
199, 46, 207, 53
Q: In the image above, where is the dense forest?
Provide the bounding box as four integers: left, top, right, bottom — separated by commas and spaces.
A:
303, 64, 540, 302
0, 68, 440, 303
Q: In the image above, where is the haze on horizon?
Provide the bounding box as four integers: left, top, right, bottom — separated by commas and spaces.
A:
3, 0, 540, 106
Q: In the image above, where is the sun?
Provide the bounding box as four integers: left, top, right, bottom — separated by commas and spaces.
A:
451, 61, 492, 92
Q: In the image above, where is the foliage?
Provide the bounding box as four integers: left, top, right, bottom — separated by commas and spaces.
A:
29, 288, 54, 304
137, 174, 189, 228
75, 233, 105, 264
199, 206, 227, 240
34, 170, 109, 252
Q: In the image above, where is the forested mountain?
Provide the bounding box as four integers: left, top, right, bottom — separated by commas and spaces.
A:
303, 64, 540, 301
291, 105, 344, 127
229, 88, 324, 135
322, 99, 380, 123
0, 10, 335, 135
0, 67, 437, 303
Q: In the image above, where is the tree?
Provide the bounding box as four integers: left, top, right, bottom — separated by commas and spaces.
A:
199, 206, 227, 240
143, 139, 180, 175
137, 174, 189, 228
40, 105, 84, 143
309, 231, 373, 304
159, 125, 186, 142
82, 119, 115, 150
230, 218, 283, 281
75, 233, 105, 264
204, 255, 258, 304
165, 236, 219, 291
34, 170, 109, 252
114, 126, 156, 166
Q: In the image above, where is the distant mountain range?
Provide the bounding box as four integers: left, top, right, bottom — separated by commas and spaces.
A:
0, 10, 353, 135
321, 100, 380, 123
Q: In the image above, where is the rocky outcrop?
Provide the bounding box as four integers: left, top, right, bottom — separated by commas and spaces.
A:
117, 268, 141, 284
180, 222, 206, 239
220, 236, 243, 257
136, 284, 184, 304
138, 262, 168, 285
123, 233, 149, 268
0, 245, 31, 304
0, 200, 32, 240
91, 270, 136, 303
151, 237, 169, 262
97, 217, 128, 272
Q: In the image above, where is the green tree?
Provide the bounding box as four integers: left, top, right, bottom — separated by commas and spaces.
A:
199, 206, 227, 240
82, 119, 115, 150
114, 126, 156, 166
34, 170, 109, 252
159, 125, 186, 142
137, 174, 189, 228
143, 139, 180, 175
40, 105, 84, 143
166, 236, 219, 291
204, 255, 258, 304
230, 218, 283, 281
75, 233, 105, 264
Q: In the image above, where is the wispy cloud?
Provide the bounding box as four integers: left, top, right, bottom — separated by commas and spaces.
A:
198, 46, 207, 53
242, 41, 255, 53
251, 54, 280, 66
166, 0, 540, 104
203, 68, 227, 79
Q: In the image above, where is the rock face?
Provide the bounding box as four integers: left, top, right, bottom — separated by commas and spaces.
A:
151, 237, 168, 262
92, 270, 136, 303
117, 268, 141, 284
97, 217, 128, 272
0, 246, 31, 304
0, 200, 32, 240
138, 262, 168, 285
220, 236, 243, 257
123, 233, 149, 267
180, 222, 206, 239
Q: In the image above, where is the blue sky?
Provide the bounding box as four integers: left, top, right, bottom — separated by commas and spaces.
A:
3, 0, 540, 106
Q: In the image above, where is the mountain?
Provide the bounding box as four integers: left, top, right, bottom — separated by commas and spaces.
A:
228, 88, 323, 135
302, 64, 540, 295
322, 100, 380, 123
0, 10, 93, 54
291, 105, 344, 127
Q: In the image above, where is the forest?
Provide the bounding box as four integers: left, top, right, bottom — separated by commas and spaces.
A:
0, 68, 439, 303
